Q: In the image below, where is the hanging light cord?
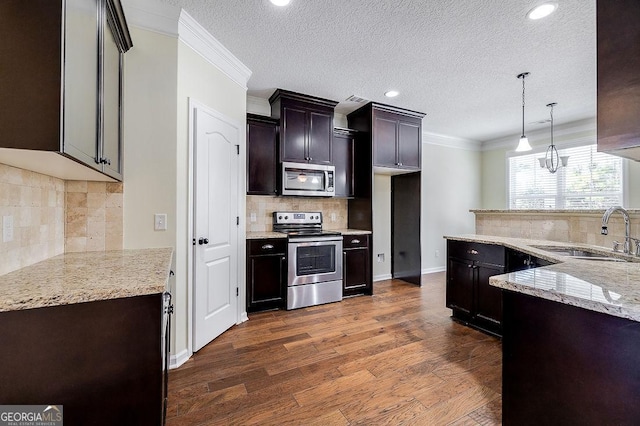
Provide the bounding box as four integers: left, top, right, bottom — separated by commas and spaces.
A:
549, 103, 554, 147
521, 75, 526, 137
546, 102, 559, 173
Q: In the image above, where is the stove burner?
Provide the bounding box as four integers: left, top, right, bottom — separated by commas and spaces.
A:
272, 211, 340, 238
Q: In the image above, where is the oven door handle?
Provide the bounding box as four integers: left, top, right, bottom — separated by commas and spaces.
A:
288, 235, 343, 243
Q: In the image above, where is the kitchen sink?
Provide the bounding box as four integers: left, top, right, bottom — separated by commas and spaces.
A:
531, 245, 636, 262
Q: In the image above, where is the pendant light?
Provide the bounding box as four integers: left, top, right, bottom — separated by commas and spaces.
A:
516, 72, 532, 152
538, 102, 569, 173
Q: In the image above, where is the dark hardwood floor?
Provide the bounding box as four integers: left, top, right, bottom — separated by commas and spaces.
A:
167, 272, 502, 425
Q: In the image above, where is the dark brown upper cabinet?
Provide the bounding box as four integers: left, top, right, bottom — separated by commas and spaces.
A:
348, 103, 425, 173
269, 89, 338, 165
597, 0, 640, 161
333, 128, 356, 198
0, 0, 132, 181
247, 114, 279, 195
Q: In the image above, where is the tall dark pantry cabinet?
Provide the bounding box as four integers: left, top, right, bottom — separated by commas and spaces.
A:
347, 103, 425, 286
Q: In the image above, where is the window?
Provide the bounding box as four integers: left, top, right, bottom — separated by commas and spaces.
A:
508, 144, 624, 209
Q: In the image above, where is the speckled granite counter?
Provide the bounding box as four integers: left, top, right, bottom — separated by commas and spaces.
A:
333, 228, 372, 235
0, 248, 174, 312
445, 235, 640, 322
246, 231, 287, 239
246, 229, 372, 239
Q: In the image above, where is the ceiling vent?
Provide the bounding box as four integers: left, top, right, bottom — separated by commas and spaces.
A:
345, 95, 368, 103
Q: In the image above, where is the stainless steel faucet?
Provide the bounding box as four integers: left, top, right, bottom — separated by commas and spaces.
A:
601, 206, 632, 254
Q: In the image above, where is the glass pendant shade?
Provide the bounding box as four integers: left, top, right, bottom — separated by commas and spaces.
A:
516, 136, 532, 152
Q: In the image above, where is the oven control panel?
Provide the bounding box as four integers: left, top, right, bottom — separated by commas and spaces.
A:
273, 212, 322, 225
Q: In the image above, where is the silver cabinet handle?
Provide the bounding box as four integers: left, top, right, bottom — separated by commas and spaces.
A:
468, 249, 478, 255
351, 239, 360, 244
262, 244, 274, 250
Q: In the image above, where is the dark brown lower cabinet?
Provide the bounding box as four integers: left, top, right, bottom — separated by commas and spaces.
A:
342, 234, 372, 297
0, 294, 163, 425
446, 240, 556, 337
503, 291, 640, 425
247, 239, 287, 312
446, 240, 505, 336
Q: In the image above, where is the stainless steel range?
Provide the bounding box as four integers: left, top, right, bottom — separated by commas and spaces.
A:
273, 212, 343, 310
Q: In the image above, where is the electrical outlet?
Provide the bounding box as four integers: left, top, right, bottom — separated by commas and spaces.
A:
331, 213, 337, 222
435, 250, 440, 258
377, 253, 385, 263
3, 215, 13, 242
154, 213, 167, 231
250, 213, 257, 223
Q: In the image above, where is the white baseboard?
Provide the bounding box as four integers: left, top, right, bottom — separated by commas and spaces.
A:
373, 273, 393, 282
422, 267, 446, 275
169, 349, 191, 369
239, 311, 249, 323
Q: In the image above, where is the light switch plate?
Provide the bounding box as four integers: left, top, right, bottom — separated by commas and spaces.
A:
154, 213, 167, 231
250, 213, 257, 223
3, 215, 14, 242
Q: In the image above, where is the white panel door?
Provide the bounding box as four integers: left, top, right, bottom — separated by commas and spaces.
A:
193, 105, 239, 352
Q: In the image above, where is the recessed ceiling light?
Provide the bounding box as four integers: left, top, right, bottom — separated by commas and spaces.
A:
270, 0, 291, 6
384, 90, 399, 98
527, 2, 558, 20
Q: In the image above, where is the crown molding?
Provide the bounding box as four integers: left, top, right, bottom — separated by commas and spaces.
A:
121, 0, 180, 37
178, 10, 252, 90
422, 131, 482, 151
482, 117, 596, 152
247, 96, 271, 116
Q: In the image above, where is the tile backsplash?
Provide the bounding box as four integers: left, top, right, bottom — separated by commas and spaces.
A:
0, 164, 65, 275
475, 210, 640, 248
0, 163, 125, 276
247, 195, 348, 232
65, 181, 123, 253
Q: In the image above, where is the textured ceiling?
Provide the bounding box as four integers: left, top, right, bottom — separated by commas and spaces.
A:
161, 0, 596, 142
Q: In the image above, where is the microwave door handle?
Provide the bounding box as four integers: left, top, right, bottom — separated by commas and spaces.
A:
324, 170, 329, 190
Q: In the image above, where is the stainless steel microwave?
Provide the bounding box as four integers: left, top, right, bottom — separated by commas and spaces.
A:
281, 162, 335, 197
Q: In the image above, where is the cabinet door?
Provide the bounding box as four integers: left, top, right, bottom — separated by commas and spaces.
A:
248, 254, 286, 311
332, 131, 354, 197
343, 248, 370, 294
446, 257, 474, 314
281, 106, 307, 162
397, 120, 421, 169
597, 0, 640, 154
247, 117, 278, 195
475, 263, 505, 329
373, 116, 398, 167
307, 111, 333, 164
102, 16, 123, 179
63, 0, 100, 169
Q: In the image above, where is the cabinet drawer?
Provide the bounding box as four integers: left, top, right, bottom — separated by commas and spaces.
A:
248, 239, 287, 255
343, 234, 369, 249
447, 240, 505, 266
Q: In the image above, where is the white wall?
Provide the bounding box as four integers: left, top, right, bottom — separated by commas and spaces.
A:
421, 139, 481, 272
123, 29, 178, 253
122, 3, 250, 364
174, 39, 248, 357
372, 174, 391, 280
480, 118, 640, 209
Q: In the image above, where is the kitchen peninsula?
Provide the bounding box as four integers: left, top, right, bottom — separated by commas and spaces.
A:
446, 234, 640, 424
0, 248, 174, 425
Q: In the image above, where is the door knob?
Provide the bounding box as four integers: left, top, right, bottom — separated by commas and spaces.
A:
198, 237, 209, 245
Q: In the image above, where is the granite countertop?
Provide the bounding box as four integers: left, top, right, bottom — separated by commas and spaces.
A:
0, 248, 174, 313
444, 235, 640, 322
246, 231, 287, 239
246, 229, 372, 239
